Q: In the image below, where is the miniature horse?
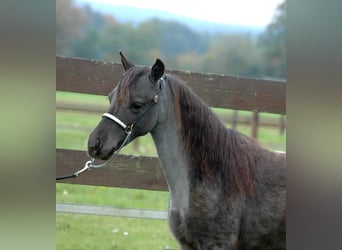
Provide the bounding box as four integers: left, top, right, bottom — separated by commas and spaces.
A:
88, 52, 286, 249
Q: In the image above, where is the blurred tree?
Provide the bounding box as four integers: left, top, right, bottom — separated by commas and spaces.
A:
71, 28, 101, 59
75, 20, 162, 64
57, 0, 286, 80
258, 1, 286, 79
82, 5, 117, 29
176, 52, 202, 72
98, 22, 129, 61
56, 0, 88, 55
201, 34, 261, 77
123, 21, 161, 65
68, 4, 120, 60
156, 19, 209, 57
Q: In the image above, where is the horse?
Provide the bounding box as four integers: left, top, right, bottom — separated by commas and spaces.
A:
88, 52, 286, 250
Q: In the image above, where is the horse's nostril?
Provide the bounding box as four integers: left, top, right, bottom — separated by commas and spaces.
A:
88, 138, 101, 156
95, 138, 101, 148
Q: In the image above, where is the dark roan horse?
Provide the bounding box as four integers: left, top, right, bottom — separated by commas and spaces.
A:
88, 52, 286, 250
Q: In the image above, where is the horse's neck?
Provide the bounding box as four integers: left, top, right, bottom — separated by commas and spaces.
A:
151, 87, 189, 211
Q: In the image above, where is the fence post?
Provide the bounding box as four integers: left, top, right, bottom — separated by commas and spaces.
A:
279, 115, 285, 135
251, 111, 259, 139
231, 110, 238, 129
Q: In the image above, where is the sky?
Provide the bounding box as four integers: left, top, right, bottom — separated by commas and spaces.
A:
79, 0, 284, 27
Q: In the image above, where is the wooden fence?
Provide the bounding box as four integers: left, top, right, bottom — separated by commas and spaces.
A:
56, 56, 286, 218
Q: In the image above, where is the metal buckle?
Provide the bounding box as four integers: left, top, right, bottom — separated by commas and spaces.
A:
154, 94, 159, 103
74, 158, 94, 176
125, 124, 133, 135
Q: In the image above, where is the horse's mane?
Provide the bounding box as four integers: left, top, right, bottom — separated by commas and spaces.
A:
166, 74, 264, 195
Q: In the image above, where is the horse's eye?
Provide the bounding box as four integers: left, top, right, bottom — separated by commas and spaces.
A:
130, 102, 143, 111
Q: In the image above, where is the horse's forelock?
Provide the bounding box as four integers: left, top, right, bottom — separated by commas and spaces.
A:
114, 67, 149, 111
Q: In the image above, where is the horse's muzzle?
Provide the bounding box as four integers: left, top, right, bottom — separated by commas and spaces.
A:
88, 136, 124, 160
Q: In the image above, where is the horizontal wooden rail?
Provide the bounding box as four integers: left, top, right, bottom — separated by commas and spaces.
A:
56, 148, 168, 191
56, 56, 286, 114
56, 203, 168, 220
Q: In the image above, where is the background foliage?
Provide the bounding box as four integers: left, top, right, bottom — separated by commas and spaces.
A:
56, 0, 286, 79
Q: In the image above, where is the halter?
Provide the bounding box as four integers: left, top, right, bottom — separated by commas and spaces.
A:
56, 77, 164, 180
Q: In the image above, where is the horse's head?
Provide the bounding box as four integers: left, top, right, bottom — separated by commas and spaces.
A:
87, 52, 165, 160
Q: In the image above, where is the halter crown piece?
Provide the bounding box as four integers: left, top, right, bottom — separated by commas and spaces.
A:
56, 77, 164, 180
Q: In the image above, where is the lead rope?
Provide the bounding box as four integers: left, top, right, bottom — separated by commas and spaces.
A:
56, 130, 132, 180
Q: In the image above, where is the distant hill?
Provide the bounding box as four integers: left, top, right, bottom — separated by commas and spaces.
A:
75, 0, 264, 36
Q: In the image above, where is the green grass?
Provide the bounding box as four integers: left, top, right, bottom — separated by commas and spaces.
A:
57, 184, 169, 210
57, 214, 177, 250
56, 91, 286, 249
57, 91, 109, 106
56, 184, 176, 249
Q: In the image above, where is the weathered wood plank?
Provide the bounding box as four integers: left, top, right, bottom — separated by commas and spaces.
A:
172, 70, 286, 114
56, 56, 286, 114
56, 148, 168, 191
57, 56, 122, 96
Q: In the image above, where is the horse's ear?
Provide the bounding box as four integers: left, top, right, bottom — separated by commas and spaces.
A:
119, 51, 135, 71
150, 59, 164, 82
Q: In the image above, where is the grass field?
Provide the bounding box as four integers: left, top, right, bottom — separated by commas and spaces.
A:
56, 91, 286, 249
